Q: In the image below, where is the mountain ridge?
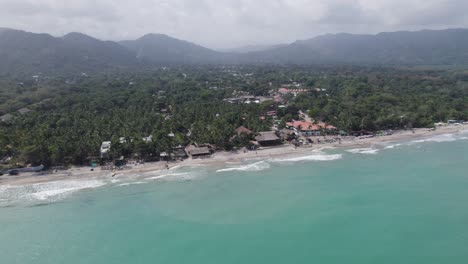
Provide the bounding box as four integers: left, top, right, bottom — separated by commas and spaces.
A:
2, 28, 468, 75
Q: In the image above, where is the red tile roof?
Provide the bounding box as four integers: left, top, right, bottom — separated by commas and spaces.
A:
287, 121, 337, 131
286, 121, 320, 131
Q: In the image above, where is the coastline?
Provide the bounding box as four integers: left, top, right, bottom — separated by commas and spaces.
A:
1, 125, 467, 187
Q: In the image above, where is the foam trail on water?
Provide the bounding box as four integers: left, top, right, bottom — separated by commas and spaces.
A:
347, 148, 379, 155
384, 144, 403, 149
217, 161, 270, 173
118, 182, 145, 187
145, 173, 191, 181
412, 134, 457, 143
0, 180, 106, 207
271, 153, 343, 163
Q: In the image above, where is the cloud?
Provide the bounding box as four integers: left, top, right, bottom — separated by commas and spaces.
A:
0, 0, 467, 48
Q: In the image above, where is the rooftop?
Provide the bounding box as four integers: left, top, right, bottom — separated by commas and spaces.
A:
18, 108, 32, 115
287, 121, 337, 131
235, 126, 253, 135
255, 131, 280, 142
190, 147, 211, 156
0, 113, 13, 122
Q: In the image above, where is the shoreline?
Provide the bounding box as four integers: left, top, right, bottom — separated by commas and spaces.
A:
1, 125, 467, 187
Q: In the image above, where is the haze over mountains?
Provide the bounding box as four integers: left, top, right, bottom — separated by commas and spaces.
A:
1, 27, 468, 75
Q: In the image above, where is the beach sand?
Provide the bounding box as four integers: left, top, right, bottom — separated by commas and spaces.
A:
1, 125, 467, 186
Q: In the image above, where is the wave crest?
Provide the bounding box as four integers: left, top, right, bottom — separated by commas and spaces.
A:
217, 161, 270, 173
271, 153, 343, 163
412, 134, 458, 143
0, 180, 106, 207
346, 148, 379, 155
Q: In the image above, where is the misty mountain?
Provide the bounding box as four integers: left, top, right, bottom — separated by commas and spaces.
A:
2, 28, 468, 75
220, 44, 288, 54
120, 34, 228, 64
0, 28, 139, 75
247, 29, 468, 65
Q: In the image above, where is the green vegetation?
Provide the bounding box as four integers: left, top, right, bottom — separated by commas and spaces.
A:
0, 65, 467, 167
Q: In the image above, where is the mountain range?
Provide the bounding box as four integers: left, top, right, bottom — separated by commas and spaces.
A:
1, 27, 468, 75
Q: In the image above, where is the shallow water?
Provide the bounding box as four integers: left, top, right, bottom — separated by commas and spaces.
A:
1, 134, 468, 263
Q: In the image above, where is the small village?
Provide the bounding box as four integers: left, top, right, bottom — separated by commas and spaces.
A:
1, 66, 467, 176
1, 79, 467, 176
87, 86, 337, 167
80, 85, 466, 173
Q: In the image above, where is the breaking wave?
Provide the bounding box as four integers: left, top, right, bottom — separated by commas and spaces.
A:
271, 153, 343, 163
412, 134, 458, 144
0, 180, 106, 207
383, 133, 467, 149
217, 161, 271, 173
118, 182, 146, 187
346, 148, 379, 155
384, 143, 403, 149
145, 172, 193, 181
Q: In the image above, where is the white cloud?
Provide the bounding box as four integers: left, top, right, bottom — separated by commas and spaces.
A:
0, 0, 467, 48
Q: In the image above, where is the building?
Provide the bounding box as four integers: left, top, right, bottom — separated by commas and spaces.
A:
186, 145, 212, 158
286, 121, 338, 136
255, 131, 282, 146
287, 121, 321, 136
100, 141, 111, 159
142, 135, 153, 143
185, 144, 213, 158
278, 88, 308, 97
234, 126, 253, 136
224, 95, 274, 105
18, 108, 32, 115
0, 113, 13, 123
448, 120, 464, 125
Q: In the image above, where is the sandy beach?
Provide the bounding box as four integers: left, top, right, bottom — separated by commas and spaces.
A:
1, 125, 467, 186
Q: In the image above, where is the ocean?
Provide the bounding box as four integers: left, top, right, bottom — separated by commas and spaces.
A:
1, 133, 468, 263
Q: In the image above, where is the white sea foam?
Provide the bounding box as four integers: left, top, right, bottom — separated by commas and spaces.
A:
382, 133, 467, 149
168, 164, 206, 171
412, 134, 457, 143
118, 182, 145, 187
0, 180, 106, 206
145, 173, 190, 181
0, 184, 11, 192
217, 161, 271, 173
32, 180, 106, 201
346, 148, 379, 155
271, 153, 343, 163
110, 179, 122, 184
384, 143, 403, 149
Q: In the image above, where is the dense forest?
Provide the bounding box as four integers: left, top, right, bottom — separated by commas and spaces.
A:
0, 65, 467, 168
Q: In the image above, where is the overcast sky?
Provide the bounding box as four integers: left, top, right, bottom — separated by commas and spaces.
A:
1, 0, 467, 49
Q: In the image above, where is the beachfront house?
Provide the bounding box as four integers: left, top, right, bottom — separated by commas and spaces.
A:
255, 131, 282, 146
185, 145, 212, 158
448, 120, 464, 125
286, 121, 338, 136
287, 121, 320, 136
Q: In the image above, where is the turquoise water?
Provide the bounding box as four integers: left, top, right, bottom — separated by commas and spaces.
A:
1, 134, 468, 263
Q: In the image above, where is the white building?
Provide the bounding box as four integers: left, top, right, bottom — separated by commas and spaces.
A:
100, 141, 111, 159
